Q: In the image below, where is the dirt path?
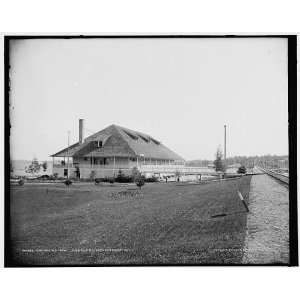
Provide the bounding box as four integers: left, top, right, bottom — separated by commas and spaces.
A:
242, 174, 289, 264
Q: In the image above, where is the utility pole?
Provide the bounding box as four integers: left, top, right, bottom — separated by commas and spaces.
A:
224, 125, 227, 177
67, 130, 70, 179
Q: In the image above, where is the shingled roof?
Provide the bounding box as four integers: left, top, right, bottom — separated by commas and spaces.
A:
51, 124, 185, 161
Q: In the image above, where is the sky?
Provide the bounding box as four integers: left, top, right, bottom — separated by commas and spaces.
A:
9, 37, 288, 161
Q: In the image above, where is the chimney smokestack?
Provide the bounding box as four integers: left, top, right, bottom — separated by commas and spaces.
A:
79, 119, 84, 144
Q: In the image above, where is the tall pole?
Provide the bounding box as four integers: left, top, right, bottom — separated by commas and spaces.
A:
113, 156, 115, 177
224, 125, 227, 176
67, 130, 70, 179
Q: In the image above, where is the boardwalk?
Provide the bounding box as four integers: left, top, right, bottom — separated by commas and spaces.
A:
243, 174, 289, 264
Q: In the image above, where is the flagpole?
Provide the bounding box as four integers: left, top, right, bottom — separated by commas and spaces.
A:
224, 125, 227, 177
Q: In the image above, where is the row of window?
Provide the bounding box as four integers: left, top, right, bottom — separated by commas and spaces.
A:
91, 135, 161, 151
123, 130, 160, 145
81, 157, 183, 165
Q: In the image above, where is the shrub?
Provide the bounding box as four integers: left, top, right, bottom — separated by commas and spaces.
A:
116, 169, 124, 180
94, 178, 102, 185
214, 147, 225, 172
64, 179, 72, 186
135, 176, 145, 189
18, 179, 25, 186
237, 165, 247, 174
136, 177, 145, 189
37, 175, 50, 180
109, 178, 115, 184
144, 176, 158, 183
115, 170, 133, 183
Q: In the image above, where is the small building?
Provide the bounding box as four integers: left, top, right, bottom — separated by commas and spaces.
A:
51, 119, 185, 179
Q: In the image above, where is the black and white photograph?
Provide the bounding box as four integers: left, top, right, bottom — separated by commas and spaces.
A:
4, 35, 297, 267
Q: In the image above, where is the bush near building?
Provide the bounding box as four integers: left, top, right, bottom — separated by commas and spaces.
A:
237, 165, 247, 174
116, 170, 133, 183
136, 177, 145, 189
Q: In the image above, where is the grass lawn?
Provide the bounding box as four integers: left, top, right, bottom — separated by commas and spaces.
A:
9, 176, 252, 266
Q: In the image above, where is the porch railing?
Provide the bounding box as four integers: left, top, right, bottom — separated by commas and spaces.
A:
53, 163, 75, 168
53, 163, 216, 174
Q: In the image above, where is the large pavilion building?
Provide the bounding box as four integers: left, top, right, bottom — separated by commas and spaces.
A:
51, 119, 186, 179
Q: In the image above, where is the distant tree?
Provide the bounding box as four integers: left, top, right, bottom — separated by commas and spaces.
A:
237, 165, 247, 174
26, 157, 41, 174
214, 147, 225, 172
186, 154, 288, 170
42, 161, 48, 172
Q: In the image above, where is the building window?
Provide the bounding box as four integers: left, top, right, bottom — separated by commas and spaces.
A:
138, 134, 150, 143
123, 130, 138, 140
95, 140, 103, 148
150, 137, 160, 145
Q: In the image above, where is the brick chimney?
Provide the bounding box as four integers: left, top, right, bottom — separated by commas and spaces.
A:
79, 119, 85, 144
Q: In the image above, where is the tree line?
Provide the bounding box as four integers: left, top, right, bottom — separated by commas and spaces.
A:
186, 152, 288, 169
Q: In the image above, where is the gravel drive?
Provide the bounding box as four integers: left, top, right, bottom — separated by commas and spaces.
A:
242, 174, 289, 264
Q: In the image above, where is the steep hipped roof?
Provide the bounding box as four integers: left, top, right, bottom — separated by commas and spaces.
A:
51, 142, 81, 157
51, 124, 185, 161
